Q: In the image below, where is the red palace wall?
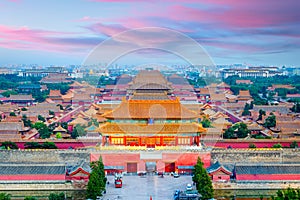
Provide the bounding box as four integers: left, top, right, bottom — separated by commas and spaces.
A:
0, 174, 65, 181
6, 140, 300, 150
91, 152, 211, 173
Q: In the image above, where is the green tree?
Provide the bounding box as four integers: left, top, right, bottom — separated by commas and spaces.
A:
86, 156, 106, 200
271, 187, 300, 200
192, 157, 214, 200
32, 121, 47, 130
257, 109, 266, 121
24, 142, 42, 149
38, 126, 51, 139
223, 127, 234, 139
249, 143, 256, 148
0, 193, 11, 200
236, 123, 250, 138
71, 124, 86, 139
38, 115, 46, 122
56, 132, 62, 139
272, 143, 282, 148
21, 107, 27, 111
264, 114, 276, 128
291, 103, 300, 113
41, 142, 57, 149
9, 112, 16, 116
88, 118, 100, 127
1, 90, 18, 97
57, 104, 64, 110
24, 196, 38, 200
242, 103, 251, 116
200, 117, 212, 128
22, 115, 32, 127
290, 141, 298, 148
49, 110, 55, 116
48, 192, 64, 200
61, 122, 68, 130
0, 141, 18, 149
224, 123, 250, 139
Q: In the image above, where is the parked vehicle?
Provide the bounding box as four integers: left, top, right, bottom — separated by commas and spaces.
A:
173, 189, 201, 200
173, 173, 180, 178
114, 173, 123, 188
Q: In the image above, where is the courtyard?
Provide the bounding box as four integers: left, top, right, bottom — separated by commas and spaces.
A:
103, 174, 193, 200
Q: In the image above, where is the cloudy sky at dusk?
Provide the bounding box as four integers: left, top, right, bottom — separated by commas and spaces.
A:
0, 0, 300, 66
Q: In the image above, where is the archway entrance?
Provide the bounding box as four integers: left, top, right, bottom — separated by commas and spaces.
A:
145, 161, 157, 173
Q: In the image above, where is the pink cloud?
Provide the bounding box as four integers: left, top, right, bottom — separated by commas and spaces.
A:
87, 23, 128, 36
0, 25, 97, 54
94, 0, 299, 30
166, 2, 300, 29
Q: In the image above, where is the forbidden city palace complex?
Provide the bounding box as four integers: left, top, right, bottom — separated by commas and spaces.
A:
97, 70, 206, 146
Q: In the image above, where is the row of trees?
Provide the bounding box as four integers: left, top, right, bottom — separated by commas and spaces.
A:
249, 141, 298, 149
225, 75, 300, 105
0, 192, 65, 200
0, 141, 57, 149
24, 142, 57, 149
0, 74, 71, 102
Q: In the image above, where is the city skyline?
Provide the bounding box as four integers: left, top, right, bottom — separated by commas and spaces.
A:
0, 0, 300, 66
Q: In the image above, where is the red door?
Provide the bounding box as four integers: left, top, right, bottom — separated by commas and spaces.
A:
165, 162, 175, 173
127, 163, 137, 173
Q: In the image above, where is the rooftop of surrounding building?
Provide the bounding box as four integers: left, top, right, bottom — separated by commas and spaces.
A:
102, 98, 199, 119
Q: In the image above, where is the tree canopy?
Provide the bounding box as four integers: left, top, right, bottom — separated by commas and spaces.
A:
86, 156, 106, 200
264, 114, 276, 128
223, 122, 250, 139
0, 193, 11, 200
200, 117, 212, 128
271, 187, 300, 200
24, 197, 38, 200
192, 157, 214, 200
71, 124, 86, 139
0, 141, 18, 149
48, 192, 64, 200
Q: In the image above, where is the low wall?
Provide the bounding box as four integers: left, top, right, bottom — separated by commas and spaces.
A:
0, 149, 90, 163
211, 148, 300, 164
204, 139, 300, 148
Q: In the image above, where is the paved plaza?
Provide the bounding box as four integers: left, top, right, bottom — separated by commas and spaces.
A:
103, 175, 193, 200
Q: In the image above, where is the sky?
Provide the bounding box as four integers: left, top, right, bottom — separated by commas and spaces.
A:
0, 0, 300, 67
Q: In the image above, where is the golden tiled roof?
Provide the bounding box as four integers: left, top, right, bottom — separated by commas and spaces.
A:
238, 90, 251, 97
102, 98, 199, 119
53, 125, 67, 132
49, 90, 61, 97
69, 117, 89, 126
97, 122, 206, 135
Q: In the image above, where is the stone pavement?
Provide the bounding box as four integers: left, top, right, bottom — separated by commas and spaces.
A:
103, 175, 193, 200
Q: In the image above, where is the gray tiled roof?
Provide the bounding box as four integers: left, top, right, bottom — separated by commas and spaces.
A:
0, 122, 24, 131
253, 105, 290, 114
207, 161, 233, 174
66, 160, 91, 175
235, 164, 300, 174
0, 164, 65, 175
